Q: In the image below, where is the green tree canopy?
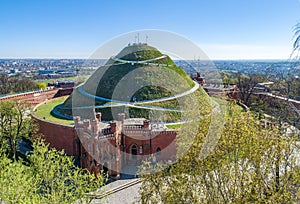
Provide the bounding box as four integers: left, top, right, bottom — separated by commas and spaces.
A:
0, 140, 105, 204
0, 101, 34, 161
36, 82, 47, 90
0, 101, 105, 203
139, 105, 300, 203
293, 22, 300, 56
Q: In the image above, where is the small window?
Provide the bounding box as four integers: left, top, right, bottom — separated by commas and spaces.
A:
156, 147, 161, 156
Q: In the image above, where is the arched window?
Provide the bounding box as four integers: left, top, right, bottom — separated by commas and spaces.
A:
156, 147, 161, 156
131, 144, 137, 159
103, 162, 109, 174
131, 145, 137, 155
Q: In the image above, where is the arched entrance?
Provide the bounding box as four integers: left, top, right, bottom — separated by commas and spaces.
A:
103, 162, 109, 175
156, 147, 161, 156
131, 144, 137, 160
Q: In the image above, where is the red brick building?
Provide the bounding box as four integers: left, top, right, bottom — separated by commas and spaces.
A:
34, 109, 177, 178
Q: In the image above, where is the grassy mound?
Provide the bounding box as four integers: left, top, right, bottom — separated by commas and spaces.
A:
55, 44, 208, 121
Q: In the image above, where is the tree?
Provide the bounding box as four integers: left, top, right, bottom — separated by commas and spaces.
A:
36, 82, 47, 90
0, 140, 105, 204
29, 140, 105, 204
0, 100, 105, 203
139, 104, 300, 203
0, 101, 34, 161
293, 22, 300, 58
0, 154, 40, 203
0, 75, 38, 95
236, 73, 266, 106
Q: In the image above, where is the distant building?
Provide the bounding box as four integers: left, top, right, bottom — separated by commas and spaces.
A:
190, 72, 205, 85
190, 72, 238, 99
202, 83, 238, 99
38, 69, 54, 75
48, 80, 76, 88
253, 82, 273, 93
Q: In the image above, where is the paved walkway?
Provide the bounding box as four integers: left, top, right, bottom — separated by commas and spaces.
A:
54, 80, 199, 120
256, 92, 300, 104
77, 81, 199, 105
113, 55, 167, 64
91, 179, 141, 204
52, 54, 201, 121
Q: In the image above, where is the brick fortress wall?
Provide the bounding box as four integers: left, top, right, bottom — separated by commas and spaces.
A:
2, 88, 178, 177
74, 113, 178, 178
0, 88, 73, 106
32, 114, 80, 156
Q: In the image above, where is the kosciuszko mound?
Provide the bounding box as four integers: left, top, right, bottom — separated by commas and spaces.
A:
53, 43, 211, 122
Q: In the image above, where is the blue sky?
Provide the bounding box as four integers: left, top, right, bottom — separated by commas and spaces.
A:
0, 0, 299, 59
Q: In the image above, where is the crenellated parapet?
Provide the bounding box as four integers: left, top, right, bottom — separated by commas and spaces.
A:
74, 111, 178, 179
152, 130, 177, 135
75, 115, 118, 138
75, 112, 178, 141
75, 112, 122, 178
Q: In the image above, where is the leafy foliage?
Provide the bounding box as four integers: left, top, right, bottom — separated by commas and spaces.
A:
35, 82, 47, 89
0, 155, 40, 203
0, 101, 105, 203
139, 105, 300, 203
293, 22, 300, 56
236, 73, 267, 105
0, 75, 38, 95
0, 101, 35, 161
28, 140, 105, 204
0, 141, 105, 204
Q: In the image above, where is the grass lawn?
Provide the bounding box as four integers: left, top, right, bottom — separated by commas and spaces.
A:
33, 97, 74, 125
211, 97, 244, 113
166, 124, 182, 129
35, 76, 89, 85
166, 97, 243, 130
33, 96, 242, 128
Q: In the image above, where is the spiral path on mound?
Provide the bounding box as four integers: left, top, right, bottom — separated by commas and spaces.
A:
52, 56, 200, 120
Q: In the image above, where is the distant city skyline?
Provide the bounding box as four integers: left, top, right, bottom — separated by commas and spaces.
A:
0, 0, 299, 60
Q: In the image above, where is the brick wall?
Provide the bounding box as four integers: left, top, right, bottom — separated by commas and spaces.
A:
33, 115, 79, 156
151, 131, 177, 161
0, 88, 72, 106
123, 130, 177, 162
